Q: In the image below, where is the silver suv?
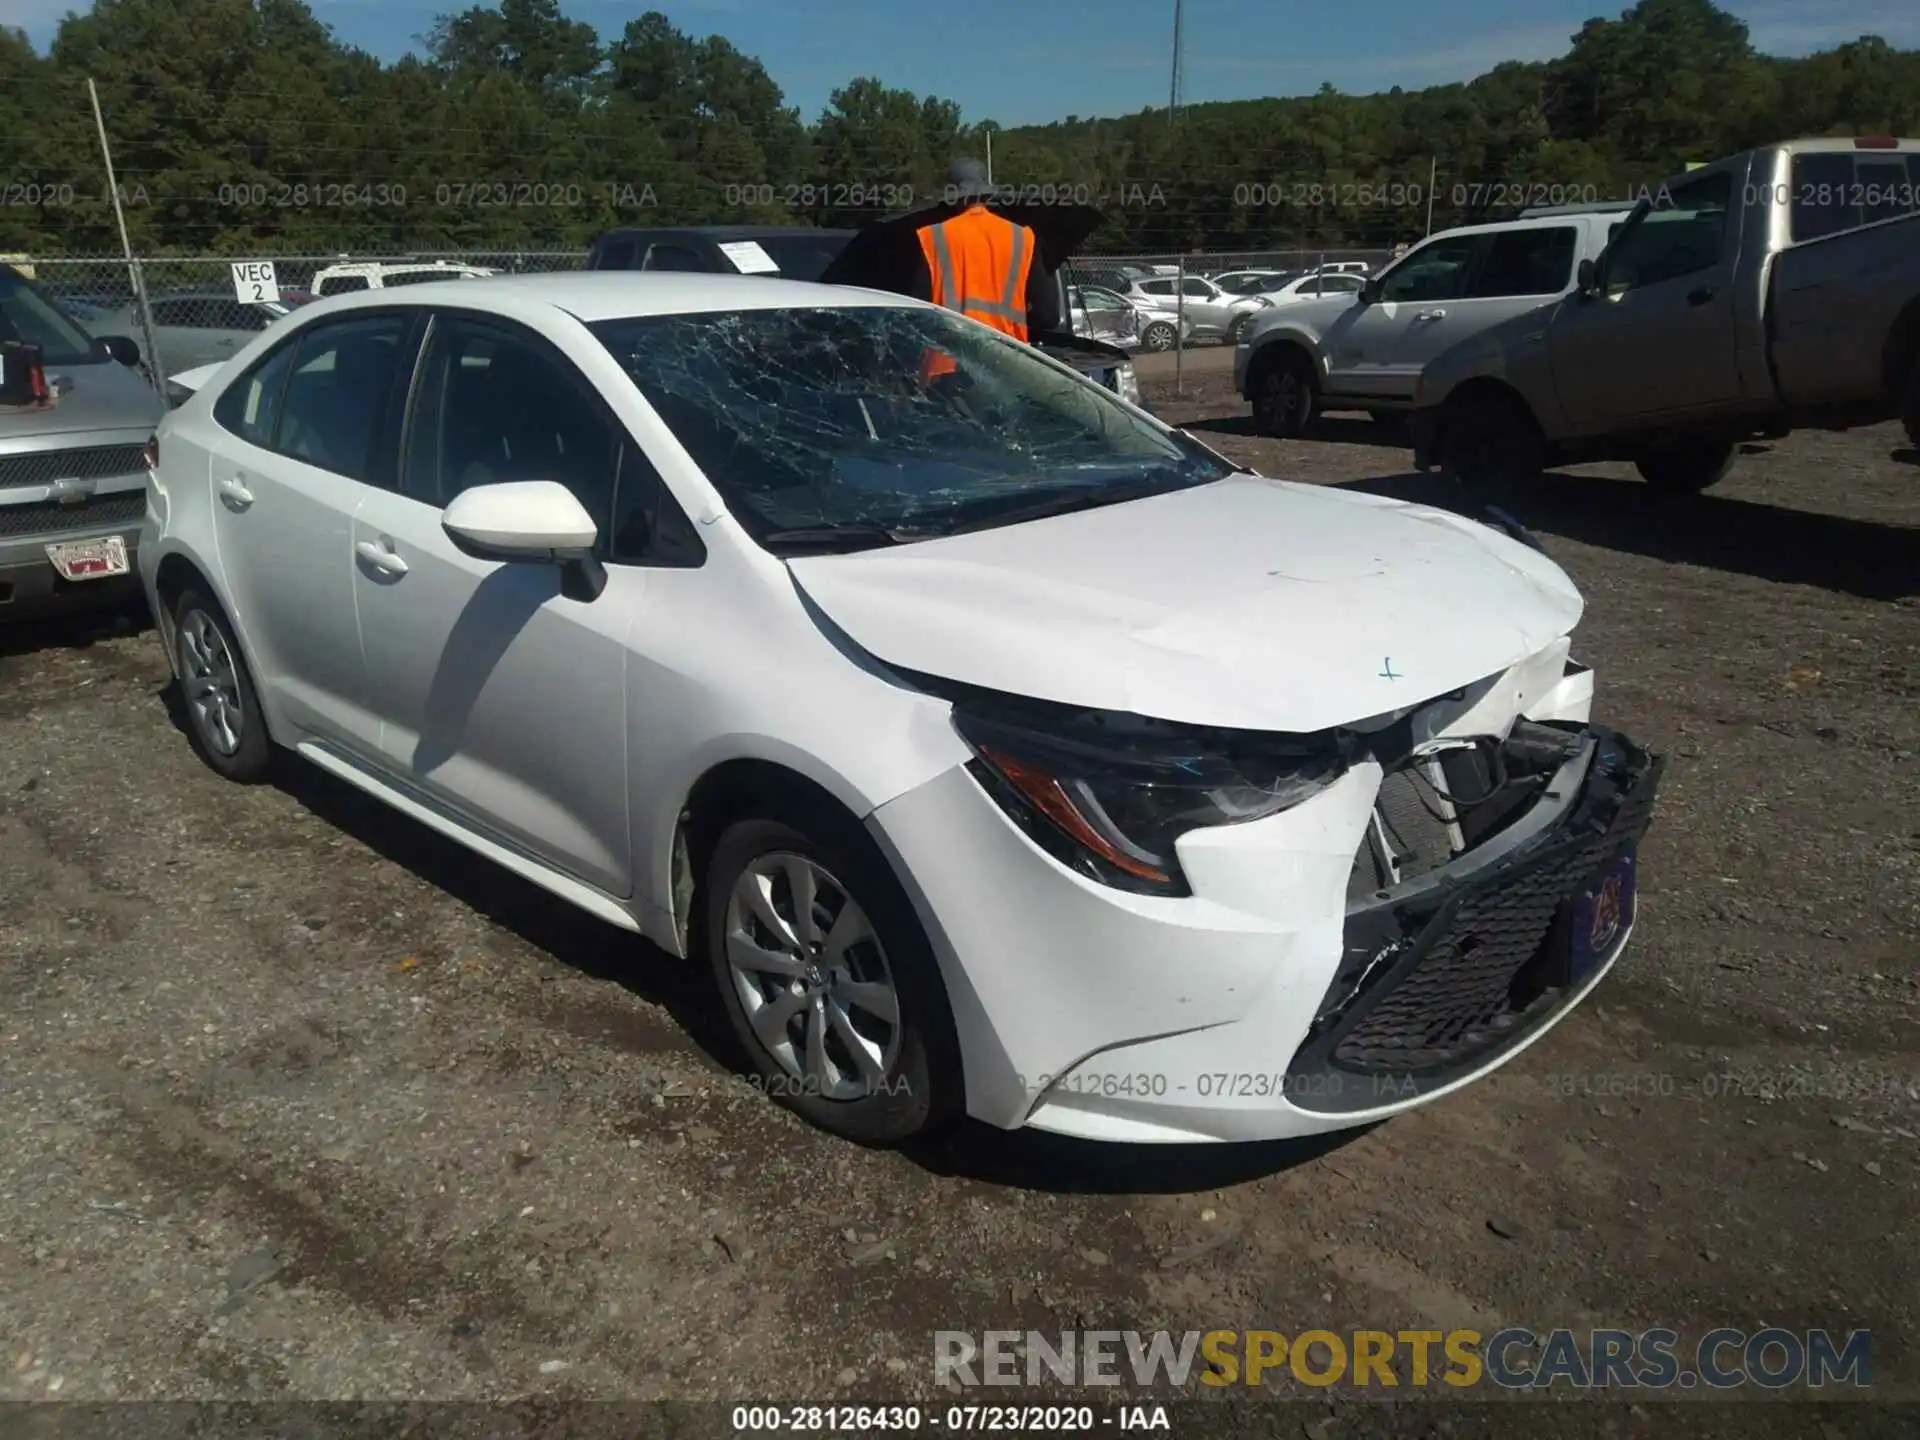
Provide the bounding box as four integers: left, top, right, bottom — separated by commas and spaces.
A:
1, 265, 164, 618
1116, 273, 1271, 344
1235, 209, 1630, 434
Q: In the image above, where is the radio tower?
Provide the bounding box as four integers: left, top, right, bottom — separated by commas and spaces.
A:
1168, 0, 1185, 128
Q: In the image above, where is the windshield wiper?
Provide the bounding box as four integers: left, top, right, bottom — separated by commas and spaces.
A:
759, 523, 937, 553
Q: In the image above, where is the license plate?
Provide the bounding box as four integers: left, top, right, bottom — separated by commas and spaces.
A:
1566, 847, 1637, 982
45, 534, 130, 581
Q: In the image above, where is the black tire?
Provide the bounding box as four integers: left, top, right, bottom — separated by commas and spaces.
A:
170, 586, 272, 783
1140, 321, 1177, 352
1250, 348, 1317, 438
1634, 440, 1736, 493
1441, 389, 1544, 495
1901, 360, 1920, 449
703, 814, 961, 1146
1226, 314, 1253, 346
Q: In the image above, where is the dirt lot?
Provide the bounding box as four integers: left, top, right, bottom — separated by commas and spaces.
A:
2, 359, 1917, 1433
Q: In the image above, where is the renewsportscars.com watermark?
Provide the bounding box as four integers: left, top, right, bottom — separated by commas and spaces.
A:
934, 1328, 1872, 1391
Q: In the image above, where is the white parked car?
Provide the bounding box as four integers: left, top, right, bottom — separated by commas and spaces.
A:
308, 260, 497, 296
1258, 271, 1371, 307
140, 274, 1662, 1147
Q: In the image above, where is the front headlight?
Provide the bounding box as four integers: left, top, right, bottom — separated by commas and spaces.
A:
951, 694, 1351, 896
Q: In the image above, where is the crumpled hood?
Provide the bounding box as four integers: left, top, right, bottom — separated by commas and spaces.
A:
787, 476, 1584, 732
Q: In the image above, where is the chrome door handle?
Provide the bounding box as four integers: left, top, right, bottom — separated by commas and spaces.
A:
1414, 309, 1447, 322
354, 540, 409, 576
218, 475, 254, 508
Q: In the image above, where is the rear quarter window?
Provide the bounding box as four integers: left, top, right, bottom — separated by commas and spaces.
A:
1791, 150, 1920, 242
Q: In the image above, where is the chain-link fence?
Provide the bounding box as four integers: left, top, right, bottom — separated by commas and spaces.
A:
23, 251, 585, 386
20, 243, 1403, 383
1084, 248, 1398, 276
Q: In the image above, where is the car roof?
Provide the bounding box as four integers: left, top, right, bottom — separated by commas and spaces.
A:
314, 261, 492, 275
284, 271, 927, 323
1424, 209, 1633, 241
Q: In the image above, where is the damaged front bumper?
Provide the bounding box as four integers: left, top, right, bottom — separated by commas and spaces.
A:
1284, 723, 1664, 1113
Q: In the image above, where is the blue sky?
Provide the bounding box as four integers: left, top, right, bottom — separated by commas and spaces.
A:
16, 0, 1920, 126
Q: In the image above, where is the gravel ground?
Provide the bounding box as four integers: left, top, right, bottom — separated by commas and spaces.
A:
1, 360, 1916, 1433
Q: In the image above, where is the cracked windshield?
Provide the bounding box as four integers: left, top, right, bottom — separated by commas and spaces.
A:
591, 306, 1231, 550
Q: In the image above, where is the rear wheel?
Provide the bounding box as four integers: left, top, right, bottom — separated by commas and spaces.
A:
1441, 389, 1544, 495
1226, 314, 1254, 346
1250, 349, 1317, 438
1635, 440, 1736, 493
703, 815, 961, 1146
1140, 321, 1177, 352
171, 587, 271, 783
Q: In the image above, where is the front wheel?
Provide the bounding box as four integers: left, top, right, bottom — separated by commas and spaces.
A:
1226, 314, 1253, 346
1139, 321, 1177, 352
1250, 350, 1317, 438
704, 816, 961, 1146
1442, 389, 1544, 495
1635, 440, 1735, 493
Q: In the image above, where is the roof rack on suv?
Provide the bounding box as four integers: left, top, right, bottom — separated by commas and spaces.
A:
1516, 201, 1637, 218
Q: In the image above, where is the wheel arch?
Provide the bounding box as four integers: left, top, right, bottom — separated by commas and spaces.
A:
1881, 292, 1920, 398
1432, 375, 1543, 459
660, 750, 915, 961
150, 548, 286, 749
1243, 332, 1321, 390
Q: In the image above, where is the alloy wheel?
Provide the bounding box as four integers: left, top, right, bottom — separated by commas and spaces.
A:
1256, 366, 1310, 435
178, 607, 244, 756
724, 852, 902, 1101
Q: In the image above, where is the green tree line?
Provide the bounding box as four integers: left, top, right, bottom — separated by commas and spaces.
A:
1, 0, 1916, 255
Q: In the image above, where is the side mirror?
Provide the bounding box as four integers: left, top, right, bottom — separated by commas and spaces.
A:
1576, 258, 1597, 297
1358, 278, 1380, 305
96, 334, 141, 367
441, 480, 606, 601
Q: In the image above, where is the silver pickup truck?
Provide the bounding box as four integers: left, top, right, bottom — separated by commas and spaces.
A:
1410, 137, 1920, 492
1, 264, 164, 620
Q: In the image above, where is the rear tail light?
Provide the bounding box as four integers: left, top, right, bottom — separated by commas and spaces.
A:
1854, 136, 1899, 149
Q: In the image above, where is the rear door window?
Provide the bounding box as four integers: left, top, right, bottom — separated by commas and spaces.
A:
1466, 226, 1578, 298
642, 245, 708, 272
213, 340, 299, 448
595, 239, 638, 270
274, 314, 411, 482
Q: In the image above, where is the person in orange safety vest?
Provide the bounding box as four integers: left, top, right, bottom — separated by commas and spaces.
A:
911, 158, 1060, 380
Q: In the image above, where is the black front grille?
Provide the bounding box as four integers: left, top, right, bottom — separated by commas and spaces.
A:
0, 490, 144, 538
1289, 727, 1663, 1109
0, 445, 146, 490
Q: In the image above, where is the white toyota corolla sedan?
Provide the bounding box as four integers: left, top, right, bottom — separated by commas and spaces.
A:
140, 274, 1662, 1147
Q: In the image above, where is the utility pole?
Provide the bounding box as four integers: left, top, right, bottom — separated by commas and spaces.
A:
985, 130, 993, 186
1169, 0, 1184, 129
1425, 155, 1438, 236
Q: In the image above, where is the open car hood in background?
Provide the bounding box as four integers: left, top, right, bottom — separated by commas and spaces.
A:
787, 476, 1585, 734
817, 197, 1104, 296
